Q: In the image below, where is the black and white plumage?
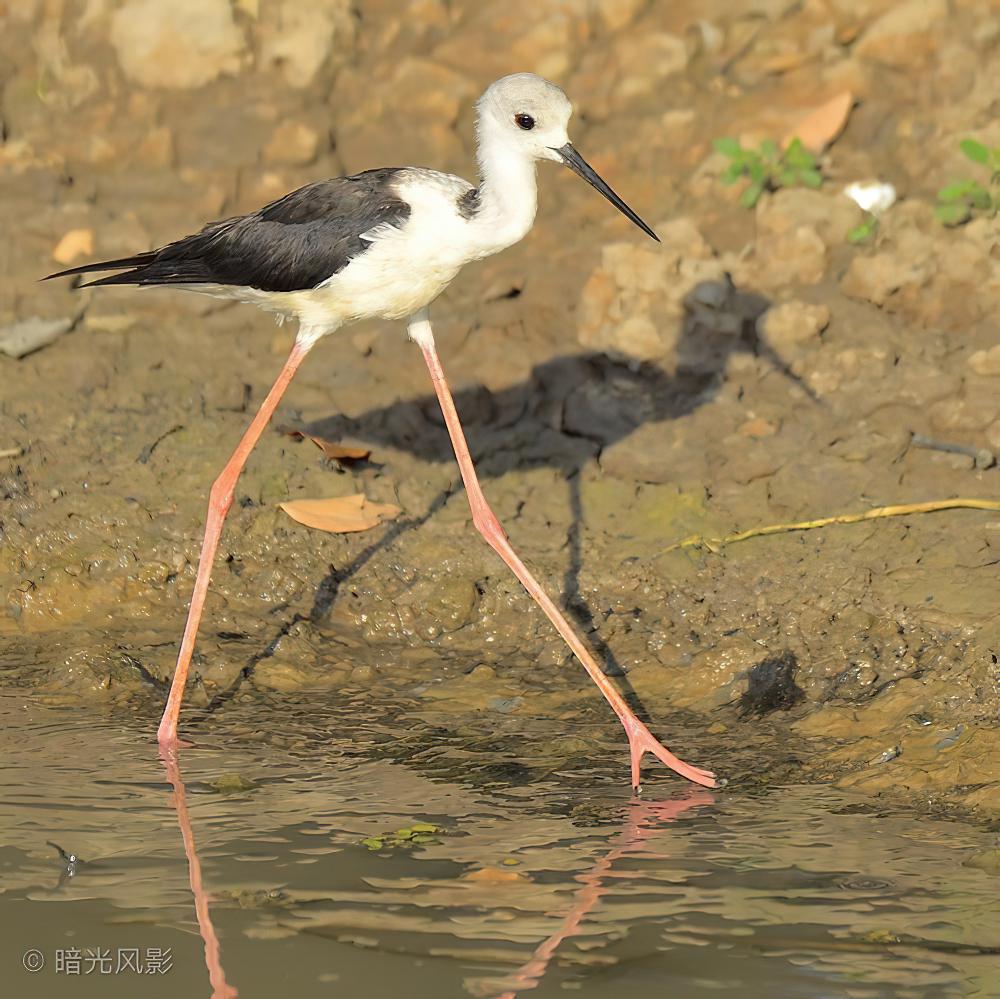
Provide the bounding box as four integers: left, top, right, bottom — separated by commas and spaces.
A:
47, 73, 657, 345
51, 169, 413, 294
45, 73, 718, 790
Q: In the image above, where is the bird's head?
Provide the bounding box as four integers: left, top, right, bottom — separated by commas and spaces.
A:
477, 73, 659, 241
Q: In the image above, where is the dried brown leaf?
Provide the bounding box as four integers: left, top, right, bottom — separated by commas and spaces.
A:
279, 493, 401, 533
784, 91, 854, 153
275, 425, 371, 463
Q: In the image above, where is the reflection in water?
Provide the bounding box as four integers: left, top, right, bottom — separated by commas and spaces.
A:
160, 748, 238, 999
1, 696, 998, 999
494, 791, 715, 999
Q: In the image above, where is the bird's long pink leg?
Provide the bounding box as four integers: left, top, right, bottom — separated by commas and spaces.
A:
410, 314, 717, 789
157, 339, 313, 747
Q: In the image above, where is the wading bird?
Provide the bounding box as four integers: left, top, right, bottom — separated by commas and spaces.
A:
46, 73, 717, 790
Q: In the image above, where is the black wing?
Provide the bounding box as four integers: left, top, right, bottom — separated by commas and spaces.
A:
44, 168, 411, 293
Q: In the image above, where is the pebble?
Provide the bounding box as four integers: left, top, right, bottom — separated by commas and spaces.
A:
757, 301, 831, 348
263, 122, 321, 166
52, 229, 94, 265
967, 346, 1000, 378
0, 317, 73, 359
110, 0, 247, 89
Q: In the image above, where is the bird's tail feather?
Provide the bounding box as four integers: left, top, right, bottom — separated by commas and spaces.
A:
42, 252, 158, 282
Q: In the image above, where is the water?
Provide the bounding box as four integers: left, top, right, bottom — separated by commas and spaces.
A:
1, 692, 997, 998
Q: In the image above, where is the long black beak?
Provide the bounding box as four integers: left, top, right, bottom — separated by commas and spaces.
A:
554, 143, 659, 242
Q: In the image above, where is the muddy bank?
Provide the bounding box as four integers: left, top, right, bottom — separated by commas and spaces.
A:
1, 1, 998, 816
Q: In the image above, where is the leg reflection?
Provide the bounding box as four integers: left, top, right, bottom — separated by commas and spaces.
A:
161, 747, 239, 999
493, 790, 714, 998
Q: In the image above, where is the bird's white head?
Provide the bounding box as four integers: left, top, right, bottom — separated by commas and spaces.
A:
476, 73, 573, 163
476, 73, 658, 241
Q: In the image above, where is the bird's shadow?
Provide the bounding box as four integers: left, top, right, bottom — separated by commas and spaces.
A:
216, 278, 793, 723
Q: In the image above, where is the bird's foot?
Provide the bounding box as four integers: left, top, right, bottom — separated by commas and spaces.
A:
622, 714, 720, 790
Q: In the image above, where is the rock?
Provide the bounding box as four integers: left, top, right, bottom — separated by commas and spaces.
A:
133, 125, 174, 168
593, 0, 646, 31
756, 188, 862, 248
612, 33, 689, 99
110, 0, 247, 89
255, 0, 351, 87
968, 346, 1000, 377
753, 225, 827, 288
840, 251, 931, 306
52, 229, 94, 265
928, 397, 1000, 433
577, 221, 722, 362
263, 122, 320, 166
757, 301, 831, 348
855, 0, 948, 68
0, 317, 73, 359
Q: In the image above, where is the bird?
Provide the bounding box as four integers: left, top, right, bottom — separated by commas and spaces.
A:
45, 73, 718, 791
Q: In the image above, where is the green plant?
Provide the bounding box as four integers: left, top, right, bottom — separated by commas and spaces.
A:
847, 212, 879, 244
935, 139, 999, 226
714, 136, 823, 208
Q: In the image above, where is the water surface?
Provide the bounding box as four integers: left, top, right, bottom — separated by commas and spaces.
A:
1, 693, 997, 998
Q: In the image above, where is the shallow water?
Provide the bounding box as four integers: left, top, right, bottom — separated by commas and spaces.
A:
1, 692, 997, 999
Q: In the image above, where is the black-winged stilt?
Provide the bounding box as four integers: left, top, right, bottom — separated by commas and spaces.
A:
46, 73, 717, 790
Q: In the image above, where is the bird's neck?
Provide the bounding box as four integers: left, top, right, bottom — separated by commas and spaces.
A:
471, 135, 538, 252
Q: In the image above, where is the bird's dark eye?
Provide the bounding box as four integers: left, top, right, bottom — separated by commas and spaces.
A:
514, 113, 535, 131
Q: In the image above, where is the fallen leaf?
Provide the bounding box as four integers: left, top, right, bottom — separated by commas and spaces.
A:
312, 440, 371, 462
276, 425, 371, 463
52, 228, 94, 265
462, 866, 529, 883
279, 493, 400, 533
784, 91, 854, 153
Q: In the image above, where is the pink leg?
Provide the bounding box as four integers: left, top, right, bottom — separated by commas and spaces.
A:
410, 314, 717, 789
157, 339, 312, 747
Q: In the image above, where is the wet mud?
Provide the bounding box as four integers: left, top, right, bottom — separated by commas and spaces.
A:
2, 0, 999, 821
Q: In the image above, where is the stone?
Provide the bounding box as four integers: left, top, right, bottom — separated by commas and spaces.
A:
110, 0, 247, 89
855, 0, 948, 68
756, 188, 862, 248
0, 317, 73, 359
754, 225, 827, 288
928, 397, 1000, 433
577, 221, 722, 362
52, 229, 94, 265
263, 122, 320, 166
612, 33, 689, 99
757, 301, 831, 348
840, 251, 931, 306
968, 346, 1000, 377
256, 0, 351, 87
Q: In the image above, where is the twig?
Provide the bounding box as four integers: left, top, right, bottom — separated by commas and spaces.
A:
665, 498, 1000, 553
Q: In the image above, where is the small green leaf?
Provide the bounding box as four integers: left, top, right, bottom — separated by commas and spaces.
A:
959, 138, 990, 165
713, 137, 742, 157
783, 138, 814, 168
847, 216, 877, 244
720, 162, 744, 184
411, 822, 439, 833
747, 160, 766, 184
361, 837, 384, 850
799, 168, 823, 188
759, 138, 779, 161
935, 202, 970, 226
740, 182, 764, 208
777, 167, 798, 187
968, 185, 993, 211
937, 180, 973, 201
